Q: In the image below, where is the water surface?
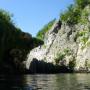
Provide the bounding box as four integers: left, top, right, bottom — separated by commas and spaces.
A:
0, 74, 90, 90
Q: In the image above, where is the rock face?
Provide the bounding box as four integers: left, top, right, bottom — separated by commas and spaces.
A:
26, 6, 90, 72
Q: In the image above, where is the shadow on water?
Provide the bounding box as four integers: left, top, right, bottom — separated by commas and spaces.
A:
0, 75, 33, 90
0, 74, 90, 90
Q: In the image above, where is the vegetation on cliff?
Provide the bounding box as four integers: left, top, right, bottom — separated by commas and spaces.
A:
1, 0, 90, 74
60, 0, 90, 25
26, 0, 90, 73
36, 19, 56, 40
0, 9, 43, 74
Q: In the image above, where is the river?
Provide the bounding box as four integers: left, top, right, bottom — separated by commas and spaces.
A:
0, 74, 90, 90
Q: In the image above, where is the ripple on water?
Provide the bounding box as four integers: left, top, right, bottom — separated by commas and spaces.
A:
0, 74, 90, 90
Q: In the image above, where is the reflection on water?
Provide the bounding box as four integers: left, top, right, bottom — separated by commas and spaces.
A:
0, 74, 90, 90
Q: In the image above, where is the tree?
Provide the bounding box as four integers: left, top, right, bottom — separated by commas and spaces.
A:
36, 19, 56, 40
75, 0, 90, 9
0, 9, 44, 73
60, 1, 85, 25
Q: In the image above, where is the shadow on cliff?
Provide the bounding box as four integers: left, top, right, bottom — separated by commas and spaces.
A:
26, 58, 73, 74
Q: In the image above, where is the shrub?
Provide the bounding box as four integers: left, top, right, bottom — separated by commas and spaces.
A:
79, 9, 89, 24
78, 31, 89, 44
74, 30, 88, 42
60, 4, 74, 23
81, 37, 89, 44
36, 19, 56, 40
75, 0, 90, 9
68, 56, 76, 71
86, 41, 90, 47
64, 48, 71, 56
55, 53, 65, 64
60, 0, 90, 26
60, 4, 81, 25
79, 31, 86, 36
0, 9, 13, 24
0, 9, 44, 73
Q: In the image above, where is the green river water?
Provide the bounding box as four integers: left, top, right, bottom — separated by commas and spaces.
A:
0, 74, 90, 90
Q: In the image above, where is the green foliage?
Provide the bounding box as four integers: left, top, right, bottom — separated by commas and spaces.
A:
74, 30, 89, 50
0, 9, 13, 24
0, 9, 44, 73
60, 0, 90, 25
86, 41, 90, 47
78, 30, 89, 44
75, 30, 89, 50
81, 37, 89, 50
79, 31, 86, 36
55, 48, 72, 65
64, 48, 71, 56
43, 45, 46, 49
75, 0, 90, 9
60, 4, 81, 25
79, 9, 89, 24
36, 19, 56, 40
81, 36, 89, 45
79, 18, 88, 24
31, 38, 44, 48
0, 9, 14, 61
85, 59, 88, 67
55, 53, 65, 64
74, 30, 88, 42
68, 56, 76, 70
60, 4, 74, 22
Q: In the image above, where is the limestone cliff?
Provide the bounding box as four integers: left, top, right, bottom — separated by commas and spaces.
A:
26, 5, 90, 72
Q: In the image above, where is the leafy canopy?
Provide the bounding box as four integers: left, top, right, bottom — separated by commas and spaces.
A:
60, 0, 90, 25
0, 9, 13, 24
36, 19, 56, 40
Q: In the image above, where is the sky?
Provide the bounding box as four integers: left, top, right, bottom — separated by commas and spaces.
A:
0, 0, 74, 36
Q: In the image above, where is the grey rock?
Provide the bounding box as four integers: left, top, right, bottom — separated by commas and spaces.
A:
26, 5, 90, 72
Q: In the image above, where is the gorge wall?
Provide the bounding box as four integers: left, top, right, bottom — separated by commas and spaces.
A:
26, 5, 90, 72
